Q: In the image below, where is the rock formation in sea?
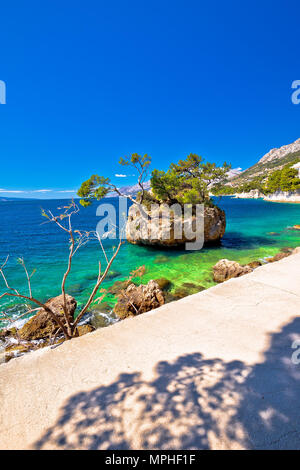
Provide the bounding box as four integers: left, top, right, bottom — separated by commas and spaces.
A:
126, 204, 226, 248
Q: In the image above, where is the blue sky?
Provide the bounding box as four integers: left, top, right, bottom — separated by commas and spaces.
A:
0, 0, 299, 198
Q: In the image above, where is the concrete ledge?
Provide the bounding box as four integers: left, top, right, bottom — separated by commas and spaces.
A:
0, 253, 300, 449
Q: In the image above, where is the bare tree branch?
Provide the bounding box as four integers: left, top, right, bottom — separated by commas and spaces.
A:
0, 199, 124, 346
73, 239, 123, 328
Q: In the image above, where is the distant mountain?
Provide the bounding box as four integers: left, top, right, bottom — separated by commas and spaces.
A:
0, 197, 32, 201
258, 138, 300, 164
227, 168, 243, 179
231, 138, 300, 185
107, 180, 151, 197
108, 167, 245, 197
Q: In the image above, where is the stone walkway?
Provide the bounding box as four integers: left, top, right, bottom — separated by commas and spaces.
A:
0, 252, 300, 449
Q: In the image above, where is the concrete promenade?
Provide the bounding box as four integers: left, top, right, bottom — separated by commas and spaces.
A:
0, 252, 300, 450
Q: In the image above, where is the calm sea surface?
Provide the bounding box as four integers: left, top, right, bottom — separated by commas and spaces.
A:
0, 197, 299, 326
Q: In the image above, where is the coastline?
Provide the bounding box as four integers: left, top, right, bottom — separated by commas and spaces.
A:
233, 190, 300, 204
1, 196, 300, 341
1, 250, 300, 450
264, 199, 300, 204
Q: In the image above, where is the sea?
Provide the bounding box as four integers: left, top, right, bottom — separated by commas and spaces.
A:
0, 196, 299, 328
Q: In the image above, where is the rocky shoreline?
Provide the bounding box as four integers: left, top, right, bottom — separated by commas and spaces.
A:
1, 243, 300, 364
234, 189, 300, 203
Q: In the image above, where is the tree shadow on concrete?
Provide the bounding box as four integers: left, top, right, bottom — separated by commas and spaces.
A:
34, 318, 300, 449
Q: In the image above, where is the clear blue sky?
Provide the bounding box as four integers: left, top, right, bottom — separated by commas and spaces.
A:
0, 0, 299, 198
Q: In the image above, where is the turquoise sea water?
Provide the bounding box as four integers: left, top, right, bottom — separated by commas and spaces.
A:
0, 197, 299, 327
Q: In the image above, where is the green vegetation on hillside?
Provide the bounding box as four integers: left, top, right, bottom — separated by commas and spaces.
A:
213, 159, 300, 196
232, 150, 300, 185
264, 165, 300, 194
212, 176, 265, 196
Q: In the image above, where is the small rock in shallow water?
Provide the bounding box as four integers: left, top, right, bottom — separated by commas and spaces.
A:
266, 252, 291, 263
86, 270, 121, 282
113, 280, 164, 320
105, 270, 121, 280
154, 278, 173, 291
172, 284, 205, 299
0, 327, 17, 342
85, 273, 98, 281
67, 283, 85, 296
246, 260, 262, 269
213, 259, 253, 283
77, 324, 95, 336
280, 246, 294, 254
89, 302, 113, 314
153, 255, 169, 264
163, 292, 178, 303
18, 294, 77, 341
108, 280, 132, 296
4, 343, 39, 363
163, 283, 206, 303
182, 282, 205, 292
172, 288, 189, 299
90, 311, 118, 329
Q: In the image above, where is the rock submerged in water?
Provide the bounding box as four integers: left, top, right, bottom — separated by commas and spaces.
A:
3, 343, 38, 363
126, 204, 226, 248
247, 260, 262, 269
213, 259, 253, 283
280, 246, 294, 254
113, 280, 165, 320
0, 327, 17, 343
154, 278, 173, 291
265, 252, 291, 263
112, 277, 206, 315
18, 294, 77, 341
153, 255, 170, 264
89, 302, 113, 314
165, 282, 206, 302
87, 302, 118, 329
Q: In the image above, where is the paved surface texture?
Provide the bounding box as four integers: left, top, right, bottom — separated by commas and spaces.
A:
0, 252, 300, 450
